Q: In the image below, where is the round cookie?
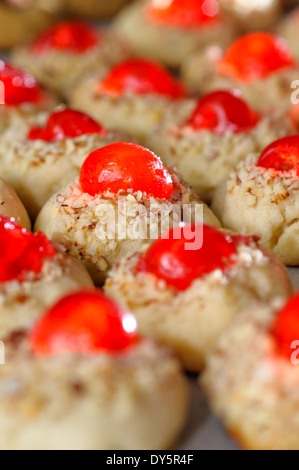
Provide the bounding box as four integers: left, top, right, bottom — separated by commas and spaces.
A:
65, 0, 132, 18
212, 135, 299, 266
12, 21, 129, 98
0, 0, 62, 49
35, 143, 220, 285
69, 58, 191, 145
0, 177, 31, 230
148, 90, 295, 202
0, 216, 93, 337
0, 61, 56, 135
113, 0, 235, 68
220, 0, 281, 32
0, 289, 188, 450
105, 223, 291, 372
0, 107, 130, 219
202, 293, 299, 450
182, 32, 298, 113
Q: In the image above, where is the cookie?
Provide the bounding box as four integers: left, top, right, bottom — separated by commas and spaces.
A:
105, 223, 291, 372
0, 107, 130, 219
12, 21, 129, 97
202, 293, 299, 450
148, 90, 295, 202
69, 58, 192, 145
212, 135, 299, 265
182, 32, 298, 113
35, 143, 220, 284
114, 0, 235, 68
0, 289, 188, 450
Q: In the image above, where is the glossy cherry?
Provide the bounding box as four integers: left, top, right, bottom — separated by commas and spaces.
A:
186, 90, 259, 134
137, 224, 249, 291
0, 61, 43, 106
272, 293, 299, 358
218, 33, 295, 83
0, 216, 55, 283
30, 289, 140, 357
147, 0, 220, 28
80, 142, 174, 198
98, 58, 186, 99
257, 136, 299, 176
28, 109, 107, 142
31, 21, 99, 54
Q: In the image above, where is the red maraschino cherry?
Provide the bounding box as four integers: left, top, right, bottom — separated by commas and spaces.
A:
28, 109, 107, 142
0, 61, 43, 106
31, 21, 99, 54
147, 0, 220, 28
218, 33, 295, 83
137, 224, 249, 291
98, 58, 186, 99
186, 90, 259, 134
272, 293, 299, 358
79, 143, 174, 198
30, 289, 140, 357
0, 216, 55, 283
257, 136, 299, 176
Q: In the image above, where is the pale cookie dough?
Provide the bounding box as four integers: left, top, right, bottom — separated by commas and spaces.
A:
0, 247, 93, 338
113, 0, 235, 68
212, 156, 299, 265
12, 27, 129, 97
0, 178, 31, 230
202, 302, 299, 450
0, 111, 128, 219
65, 0, 132, 18
105, 237, 291, 372
149, 104, 294, 202
182, 45, 298, 112
35, 170, 220, 285
0, 333, 188, 450
69, 74, 194, 145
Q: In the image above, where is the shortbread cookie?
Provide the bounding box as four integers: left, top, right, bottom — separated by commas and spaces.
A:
202, 293, 299, 450
0, 216, 92, 337
69, 58, 191, 145
149, 90, 295, 201
105, 223, 291, 372
12, 21, 129, 97
0, 289, 188, 450
0, 107, 129, 219
114, 0, 235, 68
0, 178, 30, 230
182, 32, 298, 113
0, 61, 56, 135
35, 143, 220, 284
212, 135, 299, 265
